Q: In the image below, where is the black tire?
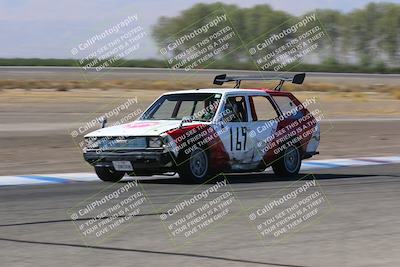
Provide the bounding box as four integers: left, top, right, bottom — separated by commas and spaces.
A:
178, 147, 210, 183
95, 166, 125, 182
272, 145, 302, 177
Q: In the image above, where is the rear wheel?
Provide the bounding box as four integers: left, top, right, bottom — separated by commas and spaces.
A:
95, 166, 125, 182
272, 145, 301, 177
178, 147, 210, 183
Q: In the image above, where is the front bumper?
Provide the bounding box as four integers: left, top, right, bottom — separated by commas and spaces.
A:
83, 149, 176, 173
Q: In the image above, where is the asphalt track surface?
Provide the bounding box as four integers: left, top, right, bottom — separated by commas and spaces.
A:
1, 163, 400, 267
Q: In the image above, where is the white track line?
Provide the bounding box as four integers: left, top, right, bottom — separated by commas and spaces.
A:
1, 156, 399, 187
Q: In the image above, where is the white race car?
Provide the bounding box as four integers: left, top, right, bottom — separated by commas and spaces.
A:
83, 73, 320, 183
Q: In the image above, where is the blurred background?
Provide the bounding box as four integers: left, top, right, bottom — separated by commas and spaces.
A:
0, 0, 399, 73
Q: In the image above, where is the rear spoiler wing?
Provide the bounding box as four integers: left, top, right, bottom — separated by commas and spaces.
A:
213, 73, 305, 91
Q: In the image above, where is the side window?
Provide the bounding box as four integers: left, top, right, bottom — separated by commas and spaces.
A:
249, 96, 278, 121
223, 96, 248, 122
272, 96, 296, 114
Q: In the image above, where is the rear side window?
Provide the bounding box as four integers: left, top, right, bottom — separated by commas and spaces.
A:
249, 96, 278, 121
272, 96, 297, 114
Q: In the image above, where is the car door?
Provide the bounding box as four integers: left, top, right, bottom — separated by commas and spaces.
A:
213, 93, 255, 169
247, 93, 279, 163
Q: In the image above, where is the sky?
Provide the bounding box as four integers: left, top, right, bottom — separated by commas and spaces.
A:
0, 0, 398, 59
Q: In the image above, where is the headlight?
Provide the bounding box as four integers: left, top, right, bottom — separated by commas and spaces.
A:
148, 137, 163, 148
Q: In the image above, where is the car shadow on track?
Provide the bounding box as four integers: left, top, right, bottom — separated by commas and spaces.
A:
121, 172, 380, 185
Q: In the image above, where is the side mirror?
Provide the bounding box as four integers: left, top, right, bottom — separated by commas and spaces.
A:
179, 116, 193, 128
101, 117, 107, 128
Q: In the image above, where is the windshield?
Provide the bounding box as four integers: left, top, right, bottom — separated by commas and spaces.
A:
140, 93, 222, 122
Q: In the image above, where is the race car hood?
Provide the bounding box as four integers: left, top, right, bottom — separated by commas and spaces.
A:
84, 120, 203, 137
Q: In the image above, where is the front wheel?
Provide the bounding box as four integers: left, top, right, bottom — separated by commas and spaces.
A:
178, 147, 210, 183
95, 166, 125, 182
272, 145, 302, 177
